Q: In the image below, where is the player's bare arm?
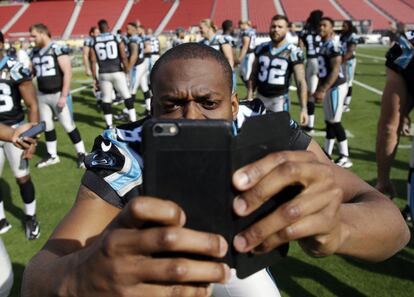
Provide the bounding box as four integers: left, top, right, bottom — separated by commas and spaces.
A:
82, 46, 92, 76
238, 36, 250, 63
221, 43, 234, 69
293, 63, 308, 125
22, 185, 231, 297
57, 54, 72, 109
90, 49, 99, 88
232, 139, 410, 261
128, 42, 139, 70
314, 55, 342, 101
19, 80, 39, 158
119, 41, 129, 73
343, 44, 356, 63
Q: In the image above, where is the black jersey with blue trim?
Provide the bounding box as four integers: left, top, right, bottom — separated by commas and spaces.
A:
127, 35, 145, 65
81, 100, 311, 208
254, 41, 304, 97
298, 28, 321, 58
84, 36, 94, 48
240, 28, 256, 53
318, 38, 346, 87
0, 56, 32, 125
145, 35, 160, 56
30, 42, 68, 94
199, 34, 230, 52
92, 33, 124, 73
223, 34, 236, 48
340, 32, 358, 59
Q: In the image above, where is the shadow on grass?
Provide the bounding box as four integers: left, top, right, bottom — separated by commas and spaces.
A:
9, 262, 25, 297
0, 179, 26, 225
270, 257, 367, 296
350, 147, 408, 171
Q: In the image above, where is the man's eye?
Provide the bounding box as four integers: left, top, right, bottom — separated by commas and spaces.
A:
201, 100, 218, 109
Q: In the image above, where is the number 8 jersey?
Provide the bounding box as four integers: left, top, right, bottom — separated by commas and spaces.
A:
0, 56, 32, 125
30, 43, 69, 94
318, 38, 346, 87
254, 42, 304, 97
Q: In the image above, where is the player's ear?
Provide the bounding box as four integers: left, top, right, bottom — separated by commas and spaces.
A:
231, 92, 239, 121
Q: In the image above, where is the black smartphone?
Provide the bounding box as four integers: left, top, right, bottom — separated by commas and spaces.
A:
143, 113, 301, 278
19, 122, 46, 139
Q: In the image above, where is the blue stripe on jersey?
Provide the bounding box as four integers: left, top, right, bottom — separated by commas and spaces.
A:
130, 67, 137, 92
283, 94, 290, 112
395, 36, 414, 69
102, 129, 143, 194
347, 59, 355, 79
331, 86, 339, 115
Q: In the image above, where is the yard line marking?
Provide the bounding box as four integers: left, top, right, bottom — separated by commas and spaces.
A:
70, 86, 88, 94
354, 80, 383, 96
356, 53, 386, 61
307, 130, 354, 138
398, 144, 412, 149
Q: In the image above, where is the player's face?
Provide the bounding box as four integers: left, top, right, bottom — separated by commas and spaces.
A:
319, 20, 333, 39
269, 19, 288, 43
342, 22, 349, 32
199, 23, 210, 38
151, 58, 238, 121
30, 30, 44, 47
93, 28, 100, 36
126, 25, 136, 36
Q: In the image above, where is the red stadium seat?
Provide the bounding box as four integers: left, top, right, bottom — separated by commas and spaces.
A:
72, 0, 127, 37
211, 0, 241, 28
7, 1, 75, 38
165, 0, 214, 31
0, 4, 22, 31
370, 0, 414, 24
123, 0, 173, 32
248, 0, 279, 32
280, 0, 345, 22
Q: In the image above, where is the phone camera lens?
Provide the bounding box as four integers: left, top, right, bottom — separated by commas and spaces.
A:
154, 125, 163, 135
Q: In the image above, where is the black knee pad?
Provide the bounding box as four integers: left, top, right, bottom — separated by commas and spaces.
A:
307, 102, 315, 115
332, 122, 347, 142
68, 128, 82, 144
325, 121, 336, 139
144, 91, 152, 100
102, 102, 112, 115
347, 86, 353, 97
125, 97, 135, 109
18, 178, 35, 204
45, 129, 57, 142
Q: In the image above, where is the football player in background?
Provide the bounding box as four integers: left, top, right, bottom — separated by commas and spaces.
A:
0, 31, 41, 239
29, 23, 86, 169
90, 19, 137, 128
299, 10, 323, 132
238, 20, 256, 100
340, 20, 359, 112
250, 15, 308, 125
314, 17, 352, 168
376, 31, 414, 221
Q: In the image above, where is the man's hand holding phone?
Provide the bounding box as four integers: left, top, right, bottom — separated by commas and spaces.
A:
13, 123, 42, 159
232, 150, 344, 257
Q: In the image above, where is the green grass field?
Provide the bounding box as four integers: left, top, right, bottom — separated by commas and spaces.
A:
1, 45, 413, 297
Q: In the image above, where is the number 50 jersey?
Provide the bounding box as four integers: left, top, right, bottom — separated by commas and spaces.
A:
92, 32, 124, 74
30, 43, 69, 94
254, 42, 304, 97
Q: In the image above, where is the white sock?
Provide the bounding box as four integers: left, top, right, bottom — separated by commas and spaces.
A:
0, 201, 5, 220
46, 141, 58, 158
104, 114, 113, 127
24, 200, 36, 217
74, 141, 86, 154
324, 139, 335, 156
338, 139, 349, 157
308, 115, 315, 129
145, 98, 151, 111
128, 109, 137, 122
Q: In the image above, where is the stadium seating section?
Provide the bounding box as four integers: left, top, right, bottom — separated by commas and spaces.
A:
281, 0, 345, 22
7, 1, 75, 38
123, 0, 173, 32
248, 0, 279, 32
72, 0, 127, 37
336, 0, 391, 30
370, 0, 414, 24
0, 4, 21, 30
211, 0, 241, 29
164, 0, 214, 31
1, 0, 414, 38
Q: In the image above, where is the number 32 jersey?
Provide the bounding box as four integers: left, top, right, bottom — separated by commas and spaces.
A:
92, 32, 124, 74
254, 41, 304, 97
30, 42, 69, 94
0, 56, 32, 125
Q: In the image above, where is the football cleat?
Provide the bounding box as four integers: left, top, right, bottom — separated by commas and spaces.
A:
36, 155, 60, 168
343, 105, 351, 112
0, 218, 12, 234
335, 155, 353, 168
25, 215, 40, 240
